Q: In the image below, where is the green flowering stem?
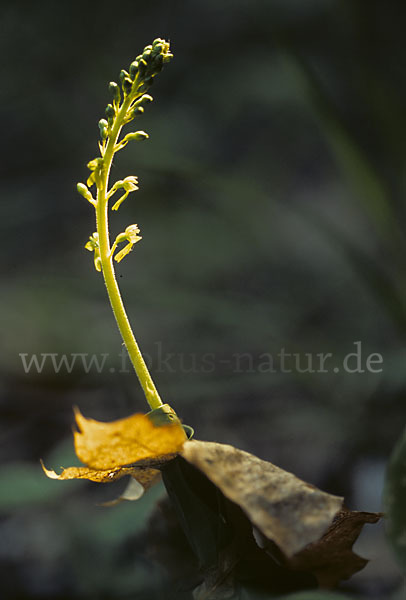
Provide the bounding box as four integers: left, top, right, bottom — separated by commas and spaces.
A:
80, 39, 173, 411
96, 217, 162, 410
96, 143, 162, 410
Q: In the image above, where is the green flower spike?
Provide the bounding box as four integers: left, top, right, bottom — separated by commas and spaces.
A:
76, 39, 173, 412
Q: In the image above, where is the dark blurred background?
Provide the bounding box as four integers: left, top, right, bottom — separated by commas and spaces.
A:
1, 1, 405, 598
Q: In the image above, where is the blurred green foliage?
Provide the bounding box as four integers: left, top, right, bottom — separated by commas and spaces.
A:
384, 426, 406, 573
1, 0, 405, 597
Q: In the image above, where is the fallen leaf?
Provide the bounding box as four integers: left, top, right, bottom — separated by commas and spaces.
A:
288, 508, 382, 587
42, 405, 186, 499
41, 462, 142, 483
179, 440, 381, 594
182, 440, 343, 557
73, 406, 186, 469
149, 471, 318, 597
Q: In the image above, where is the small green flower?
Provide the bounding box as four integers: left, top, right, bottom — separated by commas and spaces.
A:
85, 232, 102, 272
86, 158, 104, 188
113, 225, 142, 263
108, 176, 139, 211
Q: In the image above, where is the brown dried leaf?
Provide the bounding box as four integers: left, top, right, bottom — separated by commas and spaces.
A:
288, 508, 382, 587
180, 441, 381, 590
182, 440, 344, 557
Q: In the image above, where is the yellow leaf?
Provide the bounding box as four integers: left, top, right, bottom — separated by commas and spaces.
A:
73, 407, 186, 470
41, 461, 144, 483
42, 407, 186, 498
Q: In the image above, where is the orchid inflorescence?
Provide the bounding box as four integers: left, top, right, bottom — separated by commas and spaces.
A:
75, 39, 173, 411
77, 38, 172, 268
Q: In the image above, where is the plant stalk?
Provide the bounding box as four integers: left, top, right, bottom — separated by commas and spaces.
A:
95, 93, 163, 411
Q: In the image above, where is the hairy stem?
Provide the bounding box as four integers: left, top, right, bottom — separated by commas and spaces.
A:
96, 93, 163, 411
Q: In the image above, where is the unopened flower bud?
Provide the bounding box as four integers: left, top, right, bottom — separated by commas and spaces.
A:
129, 61, 138, 78
98, 119, 108, 140
138, 76, 154, 93
153, 53, 163, 71
142, 49, 152, 62
131, 106, 144, 118
105, 104, 115, 119
119, 69, 129, 83
108, 81, 120, 103
77, 182, 94, 203
133, 94, 153, 108
122, 77, 132, 94
137, 58, 147, 78
151, 43, 162, 57
124, 131, 149, 142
